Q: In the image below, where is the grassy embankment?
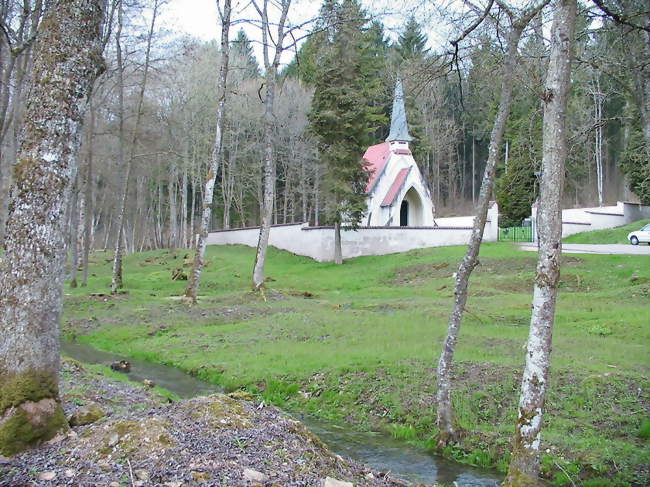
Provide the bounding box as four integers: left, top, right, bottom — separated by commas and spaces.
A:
62, 243, 650, 486
564, 219, 650, 245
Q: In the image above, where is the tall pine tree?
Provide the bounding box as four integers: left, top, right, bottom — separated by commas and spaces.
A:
394, 15, 429, 62
231, 29, 260, 78
308, 0, 386, 264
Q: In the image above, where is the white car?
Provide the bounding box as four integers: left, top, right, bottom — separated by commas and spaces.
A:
628, 223, 650, 245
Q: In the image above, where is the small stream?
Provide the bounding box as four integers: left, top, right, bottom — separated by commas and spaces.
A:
62, 340, 503, 486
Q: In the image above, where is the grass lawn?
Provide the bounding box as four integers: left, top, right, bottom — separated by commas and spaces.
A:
63, 243, 650, 486
564, 219, 650, 245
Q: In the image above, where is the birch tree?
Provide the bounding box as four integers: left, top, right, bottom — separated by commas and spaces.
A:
0, 0, 104, 455
503, 0, 576, 483
111, 0, 161, 294
435, 0, 548, 447
251, 0, 291, 291
81, 100, 97, 287
184, 0, 232, 304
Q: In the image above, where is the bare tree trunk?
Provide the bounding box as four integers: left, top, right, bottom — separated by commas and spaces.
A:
111, 0, 159, 294
82, 103, 95, 287
185, 0, 232, 304
110, 0, 127, 292
435, 1, 548, 447
472, 134, 476, 205
190, 166, 196, 241
252, 107, 276, 289
157, 175, 164, 248
168, 163, 178, 250
314, 165, 320, 226
181, 132, 189, 245
0, 0, 104, 456
503, 1, 576, 484
436, 154, 441, 209
103, 212, 113, 251
301, 156, 308, 222
222, 124, 239, 230
591, 75, 604, 206
334, 221, 342, 265
69, 176, 80, 288
251, 0, 291, 291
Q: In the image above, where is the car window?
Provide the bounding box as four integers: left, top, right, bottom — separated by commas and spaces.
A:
643, 224, 650, 231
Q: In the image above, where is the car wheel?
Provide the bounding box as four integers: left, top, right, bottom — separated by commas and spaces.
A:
630, 236, 639, 245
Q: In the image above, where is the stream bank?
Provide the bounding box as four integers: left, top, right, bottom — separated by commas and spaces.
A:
55, 340, 503, 486
0, 357, 412, 487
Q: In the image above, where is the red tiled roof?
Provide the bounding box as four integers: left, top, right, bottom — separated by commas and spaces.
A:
381, 167, 411, 207
363, 142, 391, 193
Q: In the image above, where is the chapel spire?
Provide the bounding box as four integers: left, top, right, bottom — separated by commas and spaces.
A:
386, 76, 413, 143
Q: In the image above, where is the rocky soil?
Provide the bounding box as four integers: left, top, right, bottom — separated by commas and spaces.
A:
0, 359, 422, 487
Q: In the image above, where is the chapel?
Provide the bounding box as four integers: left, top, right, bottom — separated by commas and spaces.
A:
363, 78, 434, 227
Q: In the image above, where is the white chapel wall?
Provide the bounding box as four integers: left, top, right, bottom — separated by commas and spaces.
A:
206, 203, 499, 262
531, 201, 650, 239
366, 152, 433, 227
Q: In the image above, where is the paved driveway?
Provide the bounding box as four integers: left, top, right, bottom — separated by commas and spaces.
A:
518, 243, 650, 255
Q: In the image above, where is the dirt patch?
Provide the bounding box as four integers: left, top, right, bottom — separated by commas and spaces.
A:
470, 289, 498, 297
477, 337, 522, 357
450, 361, 520, 386
474, 257, 537, 275
361, 303, 411, 313
389, 262, 452, 286
557, 272, 592, 292
479, 275, 535, 294
1, 360, 415, 487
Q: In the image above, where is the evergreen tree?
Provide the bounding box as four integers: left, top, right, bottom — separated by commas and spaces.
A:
496, 87, 543, 226
620, 130, 650, 205
282, 33, 322, 84
496, 157, 537, 226
231, 29, 260, 78
394, 15, 429, 62
308, 0, 386, 264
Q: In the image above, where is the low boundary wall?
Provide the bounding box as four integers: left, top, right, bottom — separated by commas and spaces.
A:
207, 204, 499, 262
532, 201, 650, 240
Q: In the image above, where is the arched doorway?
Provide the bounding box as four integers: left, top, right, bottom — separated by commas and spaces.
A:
400, 200, 409, 226
399, 187, 424, 226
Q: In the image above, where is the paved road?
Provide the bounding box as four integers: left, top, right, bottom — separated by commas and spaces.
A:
518, 243, 650, 255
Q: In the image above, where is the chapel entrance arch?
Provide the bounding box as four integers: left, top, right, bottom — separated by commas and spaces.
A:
400, 200, 409, 226
399, 186, 424, 226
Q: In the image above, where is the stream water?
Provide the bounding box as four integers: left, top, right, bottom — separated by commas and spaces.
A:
62, 340, 503, 486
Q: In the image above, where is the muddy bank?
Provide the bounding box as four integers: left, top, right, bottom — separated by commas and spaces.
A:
0, 359, 419, 487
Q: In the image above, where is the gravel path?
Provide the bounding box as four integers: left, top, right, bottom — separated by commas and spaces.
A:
518, 243, 650, 255
0, 359, 422, 487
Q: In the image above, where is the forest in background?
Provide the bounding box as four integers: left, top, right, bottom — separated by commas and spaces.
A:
0, 0, 648, 255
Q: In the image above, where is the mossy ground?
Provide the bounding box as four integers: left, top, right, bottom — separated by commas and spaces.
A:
62, 243, 650, 486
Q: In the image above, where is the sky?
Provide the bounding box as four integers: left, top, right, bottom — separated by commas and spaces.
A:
159, 0, 449, 68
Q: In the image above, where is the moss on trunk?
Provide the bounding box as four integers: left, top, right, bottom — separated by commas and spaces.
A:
0, 0, 104, 459
502, 467, 542, 487
0, 370, 67, 456
0, 369, 59, 413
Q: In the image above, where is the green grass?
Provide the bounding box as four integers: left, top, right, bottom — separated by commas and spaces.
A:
564, 219, 650, 244
62, 244, 650, 486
